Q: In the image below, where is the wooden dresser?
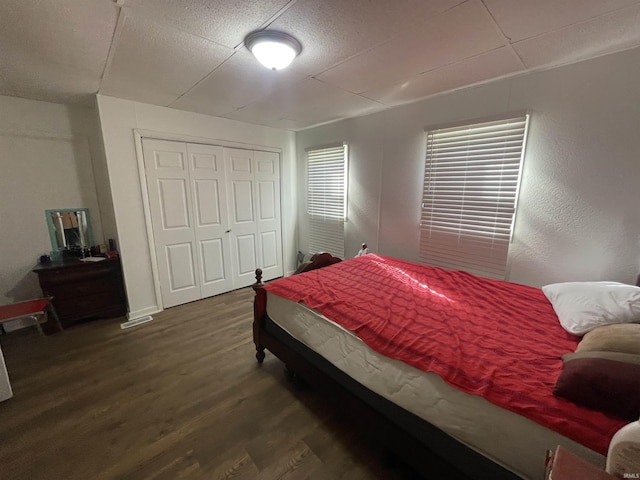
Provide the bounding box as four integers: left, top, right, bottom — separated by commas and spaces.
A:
33, 258, 127, 332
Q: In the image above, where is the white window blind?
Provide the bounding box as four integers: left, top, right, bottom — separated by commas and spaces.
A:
307, 144, 347, 258
420, 114, 529, 280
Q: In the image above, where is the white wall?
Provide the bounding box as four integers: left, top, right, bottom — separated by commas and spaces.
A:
96, 95, 296, 320
0, 96, 106, 314
296, 46, 640, 287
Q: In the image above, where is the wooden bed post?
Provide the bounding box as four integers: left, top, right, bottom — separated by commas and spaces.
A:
252, 268, 266, 363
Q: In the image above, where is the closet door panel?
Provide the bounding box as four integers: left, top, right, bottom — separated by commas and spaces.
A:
193, 180, 220, 225
231, 181, 254, 223
158, 179, 190, 229
257, 181, 275, 220
235, 234, 257, 275
260, 231, 278, 269
166, 243, 197, 291
143, 139, 201, 308
254, 150, 283, 281
225, 148, 259, 288
187, 143, 232, 298
200, 239, 225, 283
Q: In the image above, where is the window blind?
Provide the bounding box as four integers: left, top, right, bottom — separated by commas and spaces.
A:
307, 144, 347, 258
420, 114, 529, 280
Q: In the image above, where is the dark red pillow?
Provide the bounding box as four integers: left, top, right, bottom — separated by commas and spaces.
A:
297, 252, 342, 274
554, 351, 640, 420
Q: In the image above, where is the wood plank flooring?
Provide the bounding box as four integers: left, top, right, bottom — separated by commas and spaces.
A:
0, 288, 419, 479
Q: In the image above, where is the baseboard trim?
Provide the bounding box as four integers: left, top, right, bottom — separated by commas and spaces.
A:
127, 306, 160, 321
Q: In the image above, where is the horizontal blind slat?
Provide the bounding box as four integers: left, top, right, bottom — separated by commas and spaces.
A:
421, 114, 528, 279
307, 145, 347, 257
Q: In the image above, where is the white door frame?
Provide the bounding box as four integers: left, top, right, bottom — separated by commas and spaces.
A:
133, 129, 283, 311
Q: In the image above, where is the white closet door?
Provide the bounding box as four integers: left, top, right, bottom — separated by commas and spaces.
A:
225, 148, 260, 289
143, 139, 201, 308
254, 151, 283, 281
187, 143, 233, 298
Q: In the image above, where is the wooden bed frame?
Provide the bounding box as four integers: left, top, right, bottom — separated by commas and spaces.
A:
251, 253, 523, 480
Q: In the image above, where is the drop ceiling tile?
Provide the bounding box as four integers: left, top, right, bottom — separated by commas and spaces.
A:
0, 0, 118, 75
100, 11, 234, 106
0, 60, 102, 104
0, 0, 118, 102
268, 118, 309, 131
364, 47, 524, 105
224, 78, 384, 129
124, 0, 291, 48
170, 96, 238, 119
221, 102, 284, 127
222, 108, 308, 131
483, 0, 639, 42
513, 4, 640, 69
171, 51, 308, 115
268, 0, 466, 76
0, 75, 18, 100
99, 80, 183, 107
0, 71, 12, 96
315, 0, 506, 94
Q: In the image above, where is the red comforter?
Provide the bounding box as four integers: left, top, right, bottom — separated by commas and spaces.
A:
263, 254, 626, 454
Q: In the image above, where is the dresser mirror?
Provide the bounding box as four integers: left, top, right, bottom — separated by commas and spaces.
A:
45, 208, 93, 251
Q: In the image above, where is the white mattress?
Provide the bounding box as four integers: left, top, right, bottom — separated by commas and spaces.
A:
266, 291, 604, 480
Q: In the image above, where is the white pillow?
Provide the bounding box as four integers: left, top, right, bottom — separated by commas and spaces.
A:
542, 281, 640, 335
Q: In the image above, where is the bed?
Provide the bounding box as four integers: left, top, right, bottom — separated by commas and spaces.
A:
251, 253, 631, 480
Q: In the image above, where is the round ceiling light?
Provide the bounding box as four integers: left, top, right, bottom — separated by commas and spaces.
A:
245, 30, 302, 71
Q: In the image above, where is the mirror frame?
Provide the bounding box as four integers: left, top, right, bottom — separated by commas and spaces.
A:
45, 208, 93, 251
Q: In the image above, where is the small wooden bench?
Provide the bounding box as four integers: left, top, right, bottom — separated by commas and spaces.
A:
0, 298, 62, 335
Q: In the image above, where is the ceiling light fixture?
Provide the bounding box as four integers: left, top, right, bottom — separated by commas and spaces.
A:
245, 30, 302, 71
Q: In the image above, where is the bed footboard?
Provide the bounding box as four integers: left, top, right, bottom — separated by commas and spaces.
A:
252, 252, 343, 364
252, 268, 266, 363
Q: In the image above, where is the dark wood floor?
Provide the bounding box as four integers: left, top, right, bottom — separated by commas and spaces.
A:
0, 287, 420, 479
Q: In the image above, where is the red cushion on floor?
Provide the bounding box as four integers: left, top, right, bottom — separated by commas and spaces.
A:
0, 299, 49, 322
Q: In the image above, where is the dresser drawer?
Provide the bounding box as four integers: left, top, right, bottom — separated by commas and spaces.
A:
41, 277, 114, 299
53, 291, 121, 321
38, 265, 115, 285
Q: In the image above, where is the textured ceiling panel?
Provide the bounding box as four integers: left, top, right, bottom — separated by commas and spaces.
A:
0, 61, 102, 105
514, 4, 640, 69
0, 71, 13, 97
221, 101, 287, 127
267, 118, 313, 131
0, 0, 118, 102
124, 0, 291, 48
100, 11, 234, 106
171, 51, 307, 116
170, 95, 239, 119
483, 0, 639, 42
364, 47, 523, 105
224, 78, 383, 128
3, 0, 640, 130
268, 0, 466, 76
316, 0, 506, 95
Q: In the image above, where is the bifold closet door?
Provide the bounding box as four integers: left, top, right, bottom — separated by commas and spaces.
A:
188, 143, 233, 298
225, 148, 283, 288
254, 150, 283, 282
143, 139, 232, 308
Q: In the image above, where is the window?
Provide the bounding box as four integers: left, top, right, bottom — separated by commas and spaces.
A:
306, 143, 348, 258
420, 114, 529, 279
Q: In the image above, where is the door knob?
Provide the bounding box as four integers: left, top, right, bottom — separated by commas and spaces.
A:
225, 229, 231, 233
